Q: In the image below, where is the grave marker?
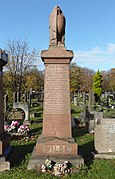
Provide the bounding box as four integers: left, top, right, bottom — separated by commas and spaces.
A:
28, 6, 83, 170
95, 116, 115, 159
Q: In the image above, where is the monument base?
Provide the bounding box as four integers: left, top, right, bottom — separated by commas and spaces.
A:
23, 120, 31, 125
28, 147, 84, 170
0, 156, 10, 172
0, 132, 11, 155
0, 132, 11, 172
95, 153, 115, 159
28, 136, 84, 170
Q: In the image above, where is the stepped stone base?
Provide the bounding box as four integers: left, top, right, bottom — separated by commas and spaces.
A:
28, 147, 84, 170
0, 155, 10, 172
0, 160, 10, 172
28, 136, 84, 170
95, 153, 115, 159
0, 132, 11, 155
23, 120, 31, 125
0, 133, 11, 172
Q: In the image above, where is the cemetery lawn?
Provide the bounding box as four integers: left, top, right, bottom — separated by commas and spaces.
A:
0, 124, 114, 178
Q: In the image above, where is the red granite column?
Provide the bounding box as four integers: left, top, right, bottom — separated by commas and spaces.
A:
35, 47, 78, 154
42, 50, 72, 139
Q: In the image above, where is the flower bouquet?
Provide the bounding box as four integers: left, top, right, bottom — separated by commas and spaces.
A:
4, 120, 19, 133
41, 159, 72, 176
17, 124, 30, 135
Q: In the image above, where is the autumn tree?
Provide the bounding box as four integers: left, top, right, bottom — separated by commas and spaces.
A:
101, 71, 110, 91
4, 39, 39, 93
92, 70, 103, 102
81, 67, 95, 92
25, 69, 44, 93
109, 68, 115, 91
70, 62, 84, 94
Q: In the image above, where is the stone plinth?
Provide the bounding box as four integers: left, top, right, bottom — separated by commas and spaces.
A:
0, 49, 10, 171
28, 47, 84, 170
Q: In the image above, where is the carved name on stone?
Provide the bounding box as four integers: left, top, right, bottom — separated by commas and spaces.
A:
43, 145, 71, 154
44, 64, 70, 114
104, 124, 115, 144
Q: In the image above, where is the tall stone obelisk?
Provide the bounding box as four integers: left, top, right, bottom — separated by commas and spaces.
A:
28, 6, 83, 169
0, 49, 10, 172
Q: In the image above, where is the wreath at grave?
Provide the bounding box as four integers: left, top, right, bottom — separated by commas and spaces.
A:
5, 108, 25, 122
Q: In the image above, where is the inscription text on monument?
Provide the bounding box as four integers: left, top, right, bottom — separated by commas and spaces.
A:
44, 64, 70, 114
43, 144, 71, 154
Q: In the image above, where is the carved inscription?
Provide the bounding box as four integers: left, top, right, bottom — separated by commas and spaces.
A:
43, 145, 71, 154
104, 124, 115, 145
95, 119, 115, 152
44, 64, 70, 114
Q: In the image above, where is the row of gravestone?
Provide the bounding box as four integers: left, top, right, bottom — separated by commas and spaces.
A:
72, 111, 115, 158
84, 111, 115, 158
0, 50, 31, 171
73, 91, 115, 108
4, 90, 43, 123
4, 90, 34, 111
71, 85, 115, 156
0, 49, 44, 172
0, 50, 38, 172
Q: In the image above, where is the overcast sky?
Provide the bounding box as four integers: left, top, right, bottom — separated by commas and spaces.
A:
0, 0, 115, 71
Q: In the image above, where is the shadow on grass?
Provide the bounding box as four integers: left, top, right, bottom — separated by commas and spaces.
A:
79, 140, 94, 167
72, 126, 94, 167
72, 126, 87, 138
8, 142, 35, 168
30, 126, 42, 135
8, 125, 42, 168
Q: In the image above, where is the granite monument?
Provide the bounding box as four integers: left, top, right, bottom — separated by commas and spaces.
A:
28, 6, 83, 170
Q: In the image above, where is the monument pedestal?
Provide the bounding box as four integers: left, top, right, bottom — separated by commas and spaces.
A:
28, 47, 84, 170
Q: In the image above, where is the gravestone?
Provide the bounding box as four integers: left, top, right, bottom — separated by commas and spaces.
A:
28, 6, 83, 170
73, 96, 77, 106
86, 111, 103, 133
4, 94, 9, 113
95, 116, 115, 159
7, 108, 24, 121
13, 102, 30, 124
17, 91, 20, 102
82, 91, 86, 109
28, 89, 32, 107
85, 110, 95, 133
24, 91, 28, 102
89, 90, 94, 111
0, 49, 10, 171
13, 92, 17, 103
80, 92, 86, 125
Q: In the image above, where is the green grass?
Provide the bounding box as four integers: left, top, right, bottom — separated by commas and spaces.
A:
71, 104, 83, 118
29, 106, 43, 113
0, 123, 115, 178
30, 106, 43, 121
103, 108, 115, 118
